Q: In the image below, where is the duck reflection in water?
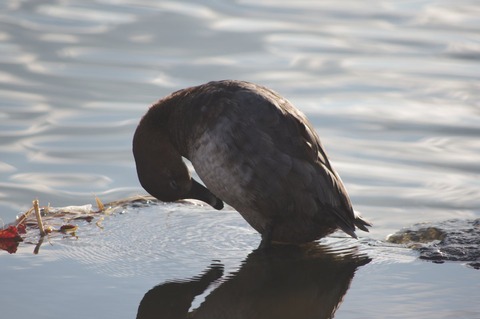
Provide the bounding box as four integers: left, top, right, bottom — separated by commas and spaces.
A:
136, 243, 370, 319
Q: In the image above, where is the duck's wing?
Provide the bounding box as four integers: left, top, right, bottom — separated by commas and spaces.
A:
230, 83, 370, 237
276, 98, 371, 237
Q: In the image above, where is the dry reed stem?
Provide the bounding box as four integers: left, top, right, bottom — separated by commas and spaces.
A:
95, 195, 105, 212
15, 206, 34, 226
33, 199, 46, 237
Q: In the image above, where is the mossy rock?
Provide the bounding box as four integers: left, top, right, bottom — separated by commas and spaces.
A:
387, 219, 480, 269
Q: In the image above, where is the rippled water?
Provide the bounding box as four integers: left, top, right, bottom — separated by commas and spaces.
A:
1, 0, 479, 318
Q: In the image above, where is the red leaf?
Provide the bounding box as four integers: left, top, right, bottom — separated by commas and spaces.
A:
17, 224, 26, 234
0, 239, 20, 254
0, 226, 23, 241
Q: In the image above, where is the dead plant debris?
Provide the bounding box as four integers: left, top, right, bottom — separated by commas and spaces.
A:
0, 195, 157, 254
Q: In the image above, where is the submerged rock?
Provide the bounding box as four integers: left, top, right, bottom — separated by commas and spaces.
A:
387, 219, 480, 269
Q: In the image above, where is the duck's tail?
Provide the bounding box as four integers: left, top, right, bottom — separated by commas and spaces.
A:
354, 213, 372, 233
334, 208, 372, 239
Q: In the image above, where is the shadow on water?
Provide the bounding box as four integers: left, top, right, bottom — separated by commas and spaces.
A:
136, 243, 370, 319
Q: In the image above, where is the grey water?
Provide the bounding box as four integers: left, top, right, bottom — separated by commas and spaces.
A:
1, 0, 479, 318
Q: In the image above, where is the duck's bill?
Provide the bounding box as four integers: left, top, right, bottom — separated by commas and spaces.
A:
187, 179, 224, 210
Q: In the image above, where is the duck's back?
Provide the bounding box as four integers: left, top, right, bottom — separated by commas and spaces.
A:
167, 80, 363, 243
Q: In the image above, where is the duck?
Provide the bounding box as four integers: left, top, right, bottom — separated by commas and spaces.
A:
133, 80, 371, 248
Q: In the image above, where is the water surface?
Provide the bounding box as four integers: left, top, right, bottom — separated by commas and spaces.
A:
1, 0, 479, 318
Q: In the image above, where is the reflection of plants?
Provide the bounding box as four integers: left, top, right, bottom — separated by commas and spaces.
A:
137, 243, 370, 319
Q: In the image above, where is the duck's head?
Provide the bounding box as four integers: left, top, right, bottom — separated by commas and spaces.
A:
132, 111, 223, 210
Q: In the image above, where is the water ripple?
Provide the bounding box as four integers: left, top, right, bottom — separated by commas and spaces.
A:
52, 202, 256, 278
0, 1, 479, 317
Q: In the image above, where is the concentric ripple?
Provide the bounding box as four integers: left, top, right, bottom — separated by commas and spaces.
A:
48, 201, 257, 278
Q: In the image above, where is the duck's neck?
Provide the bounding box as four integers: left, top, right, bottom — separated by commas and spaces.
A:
147, 97, 193, 159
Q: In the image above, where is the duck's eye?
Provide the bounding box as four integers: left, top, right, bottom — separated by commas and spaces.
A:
169, 179, 178, 190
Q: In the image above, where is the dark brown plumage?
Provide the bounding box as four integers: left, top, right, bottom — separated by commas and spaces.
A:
133, 80, 371, 248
